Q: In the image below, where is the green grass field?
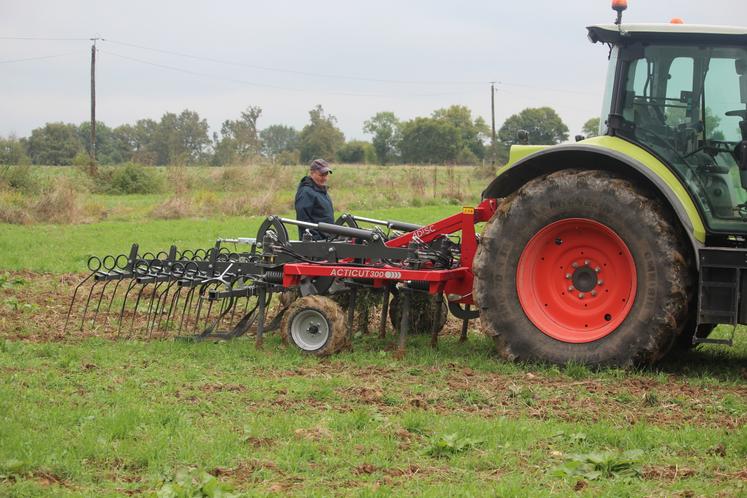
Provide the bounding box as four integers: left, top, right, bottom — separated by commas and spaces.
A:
0, 166, 745, 496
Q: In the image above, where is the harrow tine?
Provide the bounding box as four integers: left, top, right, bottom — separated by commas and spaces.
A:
103, 277, 126, 330
228, 292, 239, 326
90, 255, 121, 329
144, 282, 163, 339
178, 284, 199, 335
79, 280, 100, 332
147, 245, 179, 337
90, 279, 113, 329
152, 279, 178, 336
226, 286, 263, 338
164, 285, 184, 333
128, 283, 149, 338
63, 257, 102, 335
117, 279, 139, 338
193, 282, 210, 332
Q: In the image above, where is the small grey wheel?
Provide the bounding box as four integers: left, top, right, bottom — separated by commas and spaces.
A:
280, 295, 347, 356
290, 309, 330, 352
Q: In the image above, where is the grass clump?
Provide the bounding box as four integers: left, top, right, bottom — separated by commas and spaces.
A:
98, 163, 164, 194
551, 449, 644, 480
155, 468, 237, 498
0, 165, 41, 194
425, 433, 483, 458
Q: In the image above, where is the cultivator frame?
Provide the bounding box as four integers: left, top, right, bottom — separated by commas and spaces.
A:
66, 199, 497, 352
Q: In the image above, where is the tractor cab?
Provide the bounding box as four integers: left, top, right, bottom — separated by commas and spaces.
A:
588, 23, 747, 236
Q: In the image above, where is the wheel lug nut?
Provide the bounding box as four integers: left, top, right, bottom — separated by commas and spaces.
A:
584, 260, 590, 266
594, 267, 601, 273
565, 273, 571, 279
571, 262, 579, 268
578, 293, 585, 299
591, 290, 597, 296
568, 285, 574, 291
598, 279, 604, 286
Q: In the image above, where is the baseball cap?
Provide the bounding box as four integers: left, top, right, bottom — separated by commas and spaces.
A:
310, 159, 332, 174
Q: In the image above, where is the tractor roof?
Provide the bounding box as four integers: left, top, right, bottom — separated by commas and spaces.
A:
587, 23, 747, 45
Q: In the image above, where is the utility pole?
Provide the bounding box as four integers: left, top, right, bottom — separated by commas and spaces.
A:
89, 37, 101, 174
490, 82, 496, 165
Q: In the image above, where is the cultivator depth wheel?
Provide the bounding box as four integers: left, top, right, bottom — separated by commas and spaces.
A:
281, 295, 347, 355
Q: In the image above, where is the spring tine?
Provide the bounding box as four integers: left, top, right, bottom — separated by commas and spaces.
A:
178, 285, 199, 335
128, 283, 148, 338
90, 279, 113, 329
213, 290, 235, 335
165, 286, 184, 333
153, 279, 177, 335
144, 281, 163, 338
117, 279, 139, 338
148, 246, 178, 336
63, 270, 96, 335
102, 278, 125, 330
193, 283, 209, 332
203, 299, 233, 337
228, 303, 259, 338
79, 280, 100, 332
153, 278, 176, 335
228, 292, 239, 328
201, 296, 215, 334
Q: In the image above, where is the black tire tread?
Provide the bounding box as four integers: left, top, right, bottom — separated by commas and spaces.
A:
473, 169, 690, 367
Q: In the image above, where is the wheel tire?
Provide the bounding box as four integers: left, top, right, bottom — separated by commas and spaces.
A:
389, 292, 448, 335
473, 169, 690, 367
280, 295, 347, 355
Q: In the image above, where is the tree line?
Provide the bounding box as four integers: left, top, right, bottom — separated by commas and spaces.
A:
0, 104, 598, 167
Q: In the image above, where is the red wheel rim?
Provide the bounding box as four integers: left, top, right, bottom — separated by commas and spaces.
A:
516, 218, 637, 343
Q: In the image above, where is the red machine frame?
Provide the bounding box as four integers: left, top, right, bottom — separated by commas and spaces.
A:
282, 198, 498, 304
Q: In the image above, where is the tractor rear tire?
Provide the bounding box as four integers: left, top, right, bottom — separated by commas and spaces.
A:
389, 292, 448, 335
280, 295, 348, 356
473, 169, 690, 367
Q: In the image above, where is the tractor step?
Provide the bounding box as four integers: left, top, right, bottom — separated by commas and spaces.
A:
693, 337, 734, 346
697, 248, 747, 327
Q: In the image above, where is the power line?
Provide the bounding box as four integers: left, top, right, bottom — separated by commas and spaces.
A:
99, 49, 482, 99
102, 39, 597, 97
2, 35, 597, 97
103, 38, 489, 86
0, 36, 90, 41
0, 52, 77, 64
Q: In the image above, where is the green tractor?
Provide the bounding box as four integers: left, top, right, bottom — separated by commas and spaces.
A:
473, 4, 747, 366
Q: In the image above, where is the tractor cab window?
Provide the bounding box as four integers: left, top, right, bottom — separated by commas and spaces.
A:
620, 44, 747, 233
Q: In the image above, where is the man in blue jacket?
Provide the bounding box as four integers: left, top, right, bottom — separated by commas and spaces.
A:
294, 158, 334, 240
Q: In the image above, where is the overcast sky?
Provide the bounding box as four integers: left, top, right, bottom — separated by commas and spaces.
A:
2, 1, 746, 142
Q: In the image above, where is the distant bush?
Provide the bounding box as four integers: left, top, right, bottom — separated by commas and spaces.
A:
456, 147, 479, 165
0, 137, 31, 166
71, 152, 91, 167
275, 150, 300, 166
0, 165, 41, 194
98, 163, 164, 194
336, 141, 378, 164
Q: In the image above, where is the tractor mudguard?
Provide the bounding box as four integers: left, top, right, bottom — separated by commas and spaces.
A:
482, 136, 706, 254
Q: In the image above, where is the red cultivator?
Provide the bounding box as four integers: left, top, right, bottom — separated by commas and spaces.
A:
66, 199, 497, 354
